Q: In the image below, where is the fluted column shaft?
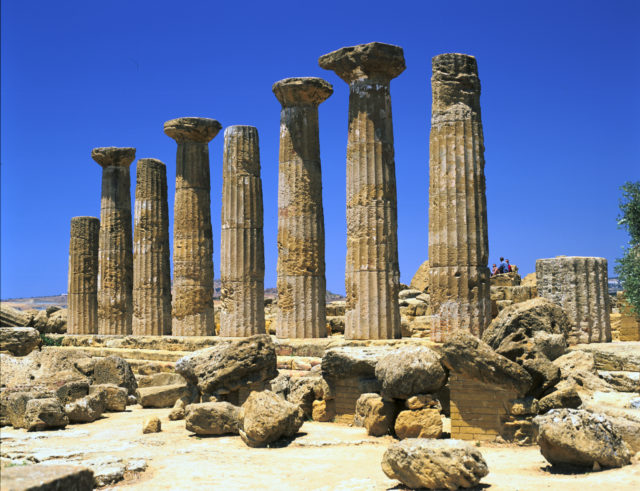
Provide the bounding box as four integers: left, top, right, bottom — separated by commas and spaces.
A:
536, 256, 611, 344
428, 53, 491, 342
165, 117, 221, 336
319, 42, 404, 339
68, 216, 99, 334
92, 147, 135, 335
273, 77, 332, 338
220, 126, 265, 336
133, 158, 172, 335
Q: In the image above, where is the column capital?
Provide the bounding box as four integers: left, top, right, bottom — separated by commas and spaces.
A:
272, 77, 333, 107
432, 53, 480, 114
164, 117, 222, 143
319, 42, 405, 84
91, 147, 136, 168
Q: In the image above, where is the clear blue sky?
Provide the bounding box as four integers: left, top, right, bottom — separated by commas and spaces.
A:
2, 0, 639, 299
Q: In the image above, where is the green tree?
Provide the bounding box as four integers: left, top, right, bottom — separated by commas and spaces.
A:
615, 181, 640, 317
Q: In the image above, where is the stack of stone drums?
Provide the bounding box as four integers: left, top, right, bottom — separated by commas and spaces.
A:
536, 256, 611, 343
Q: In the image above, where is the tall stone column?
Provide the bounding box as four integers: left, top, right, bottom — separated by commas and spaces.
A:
164, 117, 221, 336
68, 216, 99, 334
536, 256, 611, 344
219, 126, 265, 337
133, 158, 172, 336
428, 53, 491, 342
92, 147, 135, 335
319, 42, 404, 340
272, 77, 332, 338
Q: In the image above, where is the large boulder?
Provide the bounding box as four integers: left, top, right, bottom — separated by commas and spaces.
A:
440, 332, 532, 396
240, 390, 304, 447
381, 439, 489, 490
56, 380, 90, 404
24, 397, 68, 431
176, 335, 277, 398
552, 350, 613, 395
356, 393, 397, 437
65, 392, 106, 423
1, 464, 93, 491
185, 401, 242, 435
521, 356, 561, 398
321, 346, 393, 379
5, 389, 55, 428
410, 260, 430, 293
538, 385, 582, 414
137, 372, 187, 388
89, 384, 127, 412
287, 375, 330, 418
0, 304, 30, 327
394, 408, 443, 440
533, 408, 631, 468
375, 346, 447, 400
93, 356, 137, 396
137, 383, 195, 408
0, 327, 42, 356
482, 298, 571, 362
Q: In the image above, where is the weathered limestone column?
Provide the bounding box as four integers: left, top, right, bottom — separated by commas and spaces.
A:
92, 147, 135, 335
133, 158, 172, 336
219, 126, 265, 336
428, 53, 491, 342
536, 256, 611, 344
164, 117, 221, 336
319, 42, 404, 339
273, 77, 332, 338
68, 216, 99, 334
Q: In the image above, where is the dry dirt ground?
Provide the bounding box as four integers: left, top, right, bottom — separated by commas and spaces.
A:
2, 407, 639, 490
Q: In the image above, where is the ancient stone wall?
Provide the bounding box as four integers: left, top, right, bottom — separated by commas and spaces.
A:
536, 256, 611, 343
428, 54, 491, 342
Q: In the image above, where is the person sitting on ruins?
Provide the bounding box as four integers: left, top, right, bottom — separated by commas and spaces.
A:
491, 264, 498, 276
498, 257, 507, 274
506, 259, 512, 272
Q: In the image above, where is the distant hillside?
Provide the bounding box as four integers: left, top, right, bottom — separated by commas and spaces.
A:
3, 286, 345, 311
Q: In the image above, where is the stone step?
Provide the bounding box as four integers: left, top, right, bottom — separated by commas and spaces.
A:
53, 345, 189, 362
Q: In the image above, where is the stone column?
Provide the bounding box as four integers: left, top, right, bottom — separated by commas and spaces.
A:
319, 42, 404, 339
92, 147, 135, 335
219, 126, 265, 336
272, 77, 332, 338
164, 117, 221, 336
68, 216, 99, 334
133, 158, 172, 336
428, 53, 491, 342
536, 256, 611, 344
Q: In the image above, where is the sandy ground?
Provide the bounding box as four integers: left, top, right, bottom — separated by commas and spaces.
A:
1, 406, 639, 490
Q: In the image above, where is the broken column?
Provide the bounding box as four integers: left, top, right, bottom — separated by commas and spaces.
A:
319, 42, 404, 339
536, 256, 611, 343
133, 158, 172, 336
92, 147, 135, 335
219, 126, 265, 337
428, 53, 491, 342
68, 216, 99, 334
273, 77, 332, 338
164, 117, 221, 336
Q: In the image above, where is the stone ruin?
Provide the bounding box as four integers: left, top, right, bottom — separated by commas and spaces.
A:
2, 41, 637, 491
